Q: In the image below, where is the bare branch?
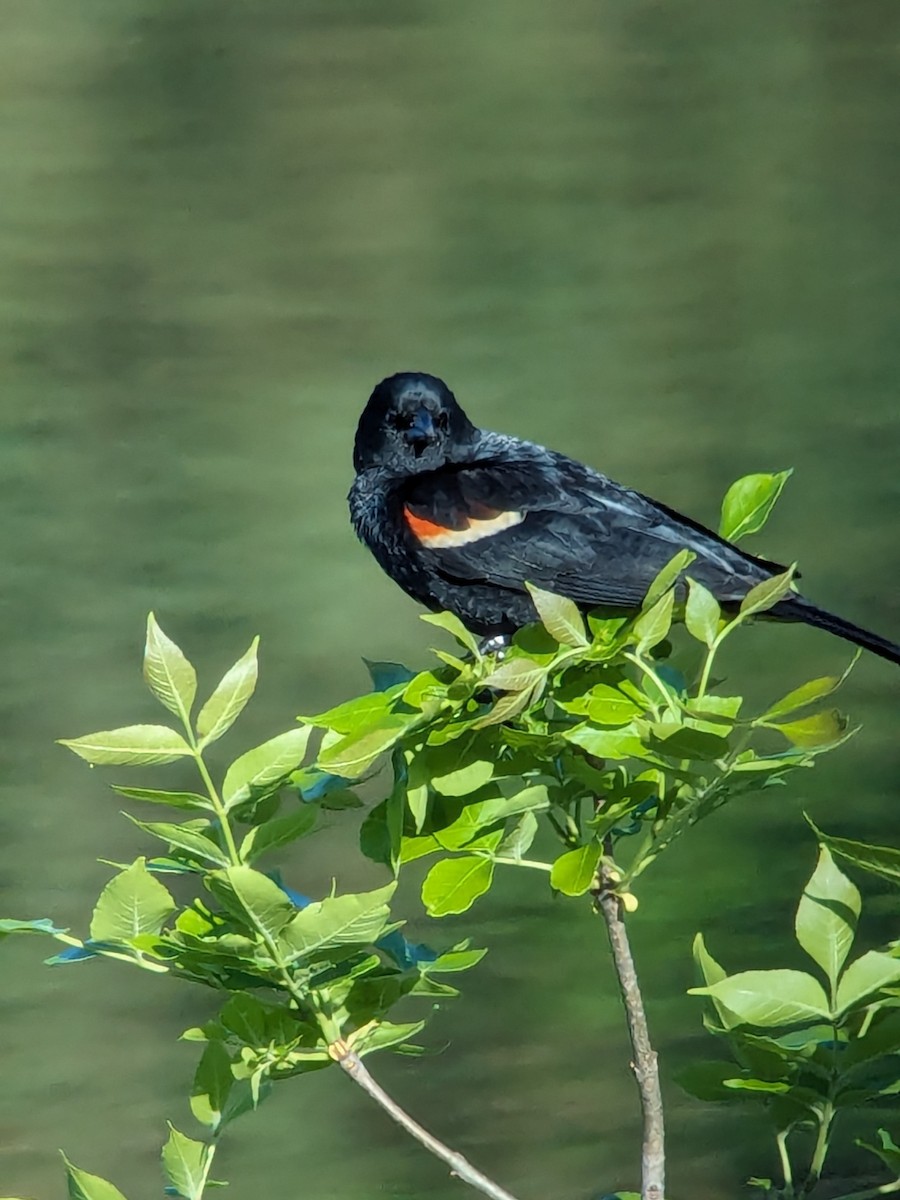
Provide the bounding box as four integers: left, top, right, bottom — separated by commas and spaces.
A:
333, 1045, 523, 1200
594, 852, 665, 1200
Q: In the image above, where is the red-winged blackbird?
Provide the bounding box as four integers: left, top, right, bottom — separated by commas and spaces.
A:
349, 372, 900, 664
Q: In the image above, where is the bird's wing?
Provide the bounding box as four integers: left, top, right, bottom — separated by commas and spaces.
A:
402, 455, 785, 609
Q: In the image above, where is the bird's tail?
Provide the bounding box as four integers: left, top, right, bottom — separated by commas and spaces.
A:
782, 598, 900, 666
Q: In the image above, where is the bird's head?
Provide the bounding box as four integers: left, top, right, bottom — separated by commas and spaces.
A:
353, 372, 478, 475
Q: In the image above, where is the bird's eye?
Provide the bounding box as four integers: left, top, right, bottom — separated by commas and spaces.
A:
435, 411, 449, 432
391, 412, 415, 431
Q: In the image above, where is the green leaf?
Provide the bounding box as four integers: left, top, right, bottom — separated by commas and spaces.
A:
196, 637, 259, 746
143, 613, 197, 724
301, 691, 395, 734
0, 917, 66, 939
550, 842, 602, 896
354, 1020, 427, 1056
563, 723, 647, 761
406, 780, 429, 833
857, 1129, 900, 1173
59, 725, 192, 767
427, 944, 488, 973
161, 1124, 210, 1200
279, 884, 396, 958
190, 1041, 234, 1131
739, 566, 797, 618
421, 856, 494, 916
481, 659, 546, 693
420, 611, 480, 657
222, 727, 311, 808
764, 657, 859, 720
62, 1156, 129, 1200
125, 816, 230, 867
471, 687, 536, 729
835, 952, 900, 1015
642, 548, 696, 611
582, 684, 643, 726
772, 709, 849, 750
525, 583, 588, 648
218, 866, 297, 940
719, 470, 793, 542
795, 845, 860, 993
317, 717, 413, 778
241, 806, 317, 864
691, 933, 739, 1030
809, 822, 900, 887
431, 758, 494, 798
111, 786, 212, 812
689, 969, 830, 1026
684, 578, 720, 648
633, 588, 674, 652
364, 659, 416, 691
90, 859, 176, 941
498, 811, 539, 860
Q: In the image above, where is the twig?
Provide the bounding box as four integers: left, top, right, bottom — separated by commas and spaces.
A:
594, 842, 665, 1200
333, 1045, 523, 1200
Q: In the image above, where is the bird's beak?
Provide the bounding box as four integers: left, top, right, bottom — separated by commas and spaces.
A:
404, 408, 438, 455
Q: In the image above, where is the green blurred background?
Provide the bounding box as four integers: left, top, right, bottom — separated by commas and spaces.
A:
1, 2, 897, 1197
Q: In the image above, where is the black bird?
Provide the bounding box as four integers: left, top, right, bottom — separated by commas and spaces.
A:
349, 372, 900, 665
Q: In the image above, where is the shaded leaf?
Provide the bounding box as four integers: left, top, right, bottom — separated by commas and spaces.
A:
525, 583, 588, 648
59, 725, 191, 767
364, 659, 416, 691
241, 806, 317, 864
222, 727, 311, 808
196, 638, 259, 745
90, 859, 175, 942
857, 1129, 900, 1173
421, 856, 494, 917
795, 845, 860, 992
809, 821, 900, 888
764, 656, 858, 720
190, 1041, 234, 1132
774, 709, 848, 750
719, 470, 792, 542
144, 613, 197, 723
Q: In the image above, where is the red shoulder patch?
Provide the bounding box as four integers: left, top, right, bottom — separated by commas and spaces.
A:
404, 504, 525, 548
